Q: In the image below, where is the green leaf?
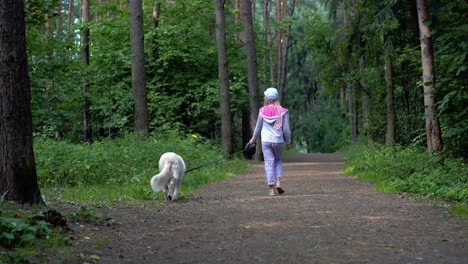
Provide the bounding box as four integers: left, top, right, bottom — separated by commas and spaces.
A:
2, 232, 15, 240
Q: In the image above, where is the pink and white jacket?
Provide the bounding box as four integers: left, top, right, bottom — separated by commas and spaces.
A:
251, 105, 291, 144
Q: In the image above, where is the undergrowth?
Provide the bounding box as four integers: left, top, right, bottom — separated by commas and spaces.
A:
0, 202, 72, 263
343, 144, 467, 216
35, 133, 248, 205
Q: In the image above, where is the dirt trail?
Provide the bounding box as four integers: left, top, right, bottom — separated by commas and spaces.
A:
70, 153, 467, 264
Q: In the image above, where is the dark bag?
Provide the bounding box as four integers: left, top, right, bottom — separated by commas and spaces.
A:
243, 142, 256, 160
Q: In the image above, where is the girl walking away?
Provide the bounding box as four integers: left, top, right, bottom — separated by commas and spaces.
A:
249, 88, 292, 196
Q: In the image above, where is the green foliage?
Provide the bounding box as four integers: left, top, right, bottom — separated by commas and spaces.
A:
0, 202, 71, 263
0, 215, 51, 248
344, 144, 468, 205
35, 133, 247, 204
301, 99, 347, 153
432, 0, 468, 157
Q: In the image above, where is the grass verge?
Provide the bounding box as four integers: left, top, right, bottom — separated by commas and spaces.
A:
342, 143, 468, 217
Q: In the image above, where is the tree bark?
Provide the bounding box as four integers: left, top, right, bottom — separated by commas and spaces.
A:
384, 55, 396, 145
152, 2, 161, 30
214, 0, 233, 154
82, 0, 92, 143
241, 0, 261, 158
348, 84, 358, 141
0, 0, 43, 204
359, 56, 373, 144
129, 0, 149, 138
261, 0, 269, 90
67, 0, 74, 39
271, 0, 280, 85
56, 0, 63, 37
415, 0, 443, 153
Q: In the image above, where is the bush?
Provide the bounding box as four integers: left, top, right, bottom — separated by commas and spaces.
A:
34, 133, 247, 203
344, 144, 468, 204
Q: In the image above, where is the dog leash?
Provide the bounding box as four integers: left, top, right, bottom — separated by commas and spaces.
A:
185, 143, 256, 174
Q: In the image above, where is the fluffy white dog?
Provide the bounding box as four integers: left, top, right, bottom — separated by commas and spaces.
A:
150, 152, 186, 201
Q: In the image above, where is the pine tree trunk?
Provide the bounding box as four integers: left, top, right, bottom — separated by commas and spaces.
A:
82, 0, 92, 143
66, 0, 74, 39
384, 55, 396, 145
152, 2, 161, 30
0, 0, 43, 204
214, 0, 233, 154
241, 0, 261, 159
348, 84, 358, 141
416, 0, 443, 153
261, 0, 269, 90
129, 0, 149, 138
277, 0, 295, 101
359, 56, 373, 144
271, 0, 281, 85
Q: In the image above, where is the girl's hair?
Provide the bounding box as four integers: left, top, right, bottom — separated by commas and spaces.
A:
263, 99, 284, 128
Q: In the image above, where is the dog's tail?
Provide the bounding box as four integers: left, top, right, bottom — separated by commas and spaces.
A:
150, 162, 172, 192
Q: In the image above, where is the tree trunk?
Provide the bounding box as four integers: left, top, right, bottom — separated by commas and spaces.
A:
271, 0, 280, 86
359, 56, 373, 144
129, 0, 149, 138
384, 55, 396, 145
56, 0, 63, 37
276, 0, 295, 100
0, 0, 43, 204
152, 2, 161, 30
416, 0, 443, 153
261, 0, 269, 90
81, 0, 92, 143
348, 84, 358, 141
340, 81, 345, 110
67, 0, 74, 39
241, 0, 261, 159
214, 0, 233, 154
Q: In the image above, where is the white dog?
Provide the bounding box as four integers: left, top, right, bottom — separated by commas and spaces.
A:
150, 152, 186, 201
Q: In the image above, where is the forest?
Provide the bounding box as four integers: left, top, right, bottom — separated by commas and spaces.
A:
16, 0, 466, 156
0, 0, 467, 261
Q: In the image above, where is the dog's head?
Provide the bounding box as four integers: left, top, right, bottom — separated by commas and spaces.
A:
167, 179, 176, 200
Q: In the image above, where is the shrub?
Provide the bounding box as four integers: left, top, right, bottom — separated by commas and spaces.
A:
34, 133, 247, 203
344, 144, 468, 204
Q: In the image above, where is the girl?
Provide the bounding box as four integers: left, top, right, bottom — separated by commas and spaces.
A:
249, 87, 291, 196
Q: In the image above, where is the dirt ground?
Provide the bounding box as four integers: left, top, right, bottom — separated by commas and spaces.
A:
65, 153, 467, 264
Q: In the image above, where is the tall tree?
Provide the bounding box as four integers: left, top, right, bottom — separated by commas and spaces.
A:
66, 0, 74, 39
415, 0, 443, 153
214, 0, 233, 154
81, 0, 92, 143
0, 0, 43, 204
261, 0, 270, 90
241, 0, 260, 130
241, 0, 260, 157
129, 0, 149, 138
277, 0, 295, 100
384, 53, 396, 145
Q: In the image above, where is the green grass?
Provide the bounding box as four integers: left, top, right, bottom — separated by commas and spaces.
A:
343, 143, 468, 217
35, 133, 248, 206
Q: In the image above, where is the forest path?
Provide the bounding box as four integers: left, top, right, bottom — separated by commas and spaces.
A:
71, 153, 467, 264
